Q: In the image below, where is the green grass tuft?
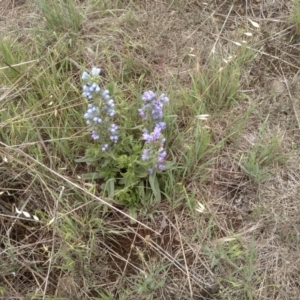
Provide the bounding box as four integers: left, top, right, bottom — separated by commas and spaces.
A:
36, 0, 84, 33
238, 117, 287, 184
291, 0, 300, 40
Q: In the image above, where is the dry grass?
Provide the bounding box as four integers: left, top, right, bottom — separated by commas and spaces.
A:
1, 0, 300, 299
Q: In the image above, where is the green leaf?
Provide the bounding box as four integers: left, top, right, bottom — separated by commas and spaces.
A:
106, 178, 115, 198
129, 207, 137, 224
149, 173, 161, 202
75, 156, 95, 163
81, 172, 102, 180
134, 165, 148, 178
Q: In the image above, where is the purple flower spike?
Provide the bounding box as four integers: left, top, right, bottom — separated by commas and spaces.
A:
109, 124, 118, 133
142, 90, 156, 102
142, 149, 152, 161
152, 126, 162, 140
138, 108, 146, 118
156, 122, 166, 130
158, 93, 169, 103
91, 130, 100, 140
156, 164, 165, 171
102, 144, 109, 151
142, 129, 154, 142
82, 68, 119, 147
91, 67, 101, 75
139, 90, 169, 173
107, 109, 115, 117
157, 150, 167, 162
82, 71, 89, 80
110, 135, 118, 143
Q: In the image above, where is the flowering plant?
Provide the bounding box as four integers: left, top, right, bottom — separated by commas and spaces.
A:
76, 67, 170, 208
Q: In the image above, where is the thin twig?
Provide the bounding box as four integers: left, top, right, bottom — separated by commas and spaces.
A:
174, 215, 193, 298
6, 192, 32, 238
31, 117, 52, 165
209, 4, 233, 56
280, 65, 300, 130
0, 59, 38, 71
42, 186, 63, 299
